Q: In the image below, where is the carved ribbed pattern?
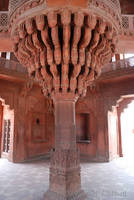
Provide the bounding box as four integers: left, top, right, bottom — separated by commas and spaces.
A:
12, 10, 117, 97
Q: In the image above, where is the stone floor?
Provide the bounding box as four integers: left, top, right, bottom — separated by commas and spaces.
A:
0, 157, 134, 200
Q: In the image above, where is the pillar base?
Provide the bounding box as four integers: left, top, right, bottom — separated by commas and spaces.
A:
43, 189, 86, 200
43, 149, 86, 200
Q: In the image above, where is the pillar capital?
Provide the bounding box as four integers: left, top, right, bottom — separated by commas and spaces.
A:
9, 0, 121, 98
52, 92, 79, 103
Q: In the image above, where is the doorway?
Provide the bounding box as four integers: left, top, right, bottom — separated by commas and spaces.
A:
107, 96, 134, 161
120, 101, 134, 159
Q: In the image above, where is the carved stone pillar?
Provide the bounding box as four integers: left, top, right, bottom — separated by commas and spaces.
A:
53, 94, 77, 151
8, 0, 121, 199
44, 94, 85, 199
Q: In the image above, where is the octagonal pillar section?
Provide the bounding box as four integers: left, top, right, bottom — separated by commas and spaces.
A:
44, 94, 86, 200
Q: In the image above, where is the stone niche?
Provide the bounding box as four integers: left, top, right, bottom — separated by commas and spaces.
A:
76, 113, 90, 143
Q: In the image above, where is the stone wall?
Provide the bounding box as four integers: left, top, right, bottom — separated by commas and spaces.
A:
0, 79, 54, 162
97, 77, 134, 161
0, 73, 134, 163
75, 77, 134, 162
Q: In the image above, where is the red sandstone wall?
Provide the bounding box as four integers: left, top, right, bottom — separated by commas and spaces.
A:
1, 74, 134, 163
14, 86, 54, 162
98, 78, 134, 161
76, 91, 98, 161
120, 0, 134, 14
75, 77, 134, 162
0, 0, 9, 11
0, 79, 54, 162
24, 89, 54, 159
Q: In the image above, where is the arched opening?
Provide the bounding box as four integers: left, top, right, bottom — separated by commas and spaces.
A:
107, 95, 134, 161
76, 113, 91, 143
120, 100, 134, 159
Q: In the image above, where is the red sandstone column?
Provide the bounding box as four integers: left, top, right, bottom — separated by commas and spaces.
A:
8, 1, 121, 199
117, 109, 123, 157
54, 94, 77, 150
44, 94, 86, 200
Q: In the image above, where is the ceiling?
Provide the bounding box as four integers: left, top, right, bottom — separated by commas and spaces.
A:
0, 0, 134, 14
0, 0, 9, 11
120, 0, 134, 14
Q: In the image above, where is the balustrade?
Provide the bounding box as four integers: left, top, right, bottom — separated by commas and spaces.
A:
0, 12, 8, 32
122, 15, 134, 35
0, 57, 27, 74
102, 56, 134, 73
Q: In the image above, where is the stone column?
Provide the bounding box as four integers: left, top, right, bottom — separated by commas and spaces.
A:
8, 1, 121, 199
44, 94, 86, 200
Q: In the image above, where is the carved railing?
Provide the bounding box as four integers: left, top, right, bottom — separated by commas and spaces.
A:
1, 13, 131, 36
0, 12, 8, 32
102, 56, 134, 73
101, 0, 121, 14
122, 15, 134, 35
8, 0, 29, 16
0, 57, 27, 74
8, 0, 121, 14
90, 0, 121, 16
0, 6, 133, 37
1, 55, 133, 76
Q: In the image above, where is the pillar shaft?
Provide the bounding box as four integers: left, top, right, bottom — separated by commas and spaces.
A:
54, 95, 77, 150
44, 94, 86, 200
9, 1, 121, 200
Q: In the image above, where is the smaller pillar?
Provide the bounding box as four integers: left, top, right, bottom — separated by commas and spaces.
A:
115, 54, 120, 61
117, 109, 123, 157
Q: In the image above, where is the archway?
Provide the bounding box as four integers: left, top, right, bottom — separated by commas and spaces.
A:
108, 95, 134, 160
119, 99, 134, 159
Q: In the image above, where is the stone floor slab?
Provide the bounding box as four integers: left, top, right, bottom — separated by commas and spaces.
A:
0, 157, 134, 200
